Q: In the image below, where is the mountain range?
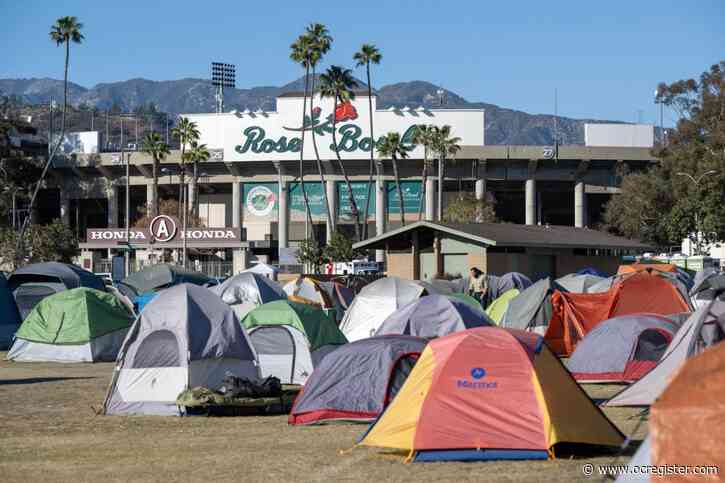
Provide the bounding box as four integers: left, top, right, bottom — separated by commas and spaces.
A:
0, 76, 625, 145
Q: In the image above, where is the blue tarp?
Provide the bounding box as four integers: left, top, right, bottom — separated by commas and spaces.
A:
135, 292, 158, 313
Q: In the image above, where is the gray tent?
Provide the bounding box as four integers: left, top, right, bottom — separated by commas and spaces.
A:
615, 436, 651, 482
212, 272, 286, 320
289, 335, 428, 424
375, 294, 493, 338
500, 277, 562, 334
555, 273, 605, 293
484, 272, 533, 307
605, 278, 725, 407
8, 262, 106, 320
103, 283, 259, 416
567, 314, 678, 383
587, 276, 616, 293
690, 268, 720, 310
0, 276, 22, 350
118, 264, 215, 297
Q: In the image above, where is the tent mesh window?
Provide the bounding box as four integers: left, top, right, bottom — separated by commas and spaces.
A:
633, 329, 671, 362
14, 284, 61, 318
133, 330, 180, 367
385, 354, 420, 405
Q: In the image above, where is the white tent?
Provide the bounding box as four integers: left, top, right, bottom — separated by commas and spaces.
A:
103, 284, 259, 416
339, 277, 425, 342
615, 436, 651, 482
242, 263, 279, 281
249, 325, 314, 385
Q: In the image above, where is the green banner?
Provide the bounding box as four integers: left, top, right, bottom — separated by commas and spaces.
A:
289, 182, 326, 221
338, 181, 375, 222
386, 180, 422, 215
243, 183, 278, 221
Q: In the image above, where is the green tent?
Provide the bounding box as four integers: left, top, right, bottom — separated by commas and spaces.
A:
8, 288, 134, 362
485, 288, 520, 325
242, 300, 347, 351
448, 293, 484, 312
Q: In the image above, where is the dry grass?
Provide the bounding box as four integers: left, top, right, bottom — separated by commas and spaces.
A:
0, 354, 647, 483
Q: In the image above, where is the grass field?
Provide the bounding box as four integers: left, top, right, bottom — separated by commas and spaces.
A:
0, 354, 647, 482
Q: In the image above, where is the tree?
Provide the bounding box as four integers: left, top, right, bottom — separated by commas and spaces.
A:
141, 132, 170, 217
290, 33, 316, 241
171, 117, 200, 266
305, 23, 336, 234
604, 61, 725, 252
133, 198, 204, 228
353, 44, 382, 238
319, 65, 362, 240
377, 132, 411, 226
188, 141, 210, 217
16, 16, 84, 266
443, 192, 498, 223
412, 124, 436, 220
431, 125, 461, 221
0, 120, 44, 224
296, 238, 325, 274
324, 230, 356, 264
0, 220, 78, 269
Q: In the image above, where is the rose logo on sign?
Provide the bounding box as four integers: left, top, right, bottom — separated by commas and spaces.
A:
246, 186, 276, 217
149, 215, 178, 242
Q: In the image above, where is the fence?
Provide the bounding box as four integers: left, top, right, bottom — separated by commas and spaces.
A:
94, 259, 234, 279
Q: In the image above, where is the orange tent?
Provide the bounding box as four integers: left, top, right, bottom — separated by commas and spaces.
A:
617, 263, 679, 275
546, 271, 690, 356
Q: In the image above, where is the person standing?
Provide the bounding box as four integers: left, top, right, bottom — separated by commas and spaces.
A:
468, 267, 487, 305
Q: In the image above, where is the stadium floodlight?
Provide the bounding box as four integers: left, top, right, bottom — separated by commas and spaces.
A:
211, 62, 236, 113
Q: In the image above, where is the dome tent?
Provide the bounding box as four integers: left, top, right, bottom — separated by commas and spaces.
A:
212, 272, 286, 320
0, 276, 22, 350
289, 335, 428, 425
103, 284, 259, 416
567, 314, 677, 383
485, 288, 520, 324
7, 288, 133, 362
375, 294, 493, 338
359, 327, 624, 462
339, 277, 426, 342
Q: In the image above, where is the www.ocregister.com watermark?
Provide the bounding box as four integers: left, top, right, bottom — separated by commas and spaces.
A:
581, 463, 720, 478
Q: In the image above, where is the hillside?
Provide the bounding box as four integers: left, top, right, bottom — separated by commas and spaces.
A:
0, 76, 624, 145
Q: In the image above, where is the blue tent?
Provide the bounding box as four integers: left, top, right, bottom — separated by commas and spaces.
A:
0, 276, 22, 349
576, 267, 609, 278
134, 292, 159, 313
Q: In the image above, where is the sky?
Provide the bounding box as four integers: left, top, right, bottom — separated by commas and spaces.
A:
1, 0, 723, 126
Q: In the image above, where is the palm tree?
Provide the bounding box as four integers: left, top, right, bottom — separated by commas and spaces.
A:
290, 34, 316, 240
431, 125, 461, 221
16, 16, 84, 265
353, 44, 382, 240
141, 132, 170, 217
187, 141, 210, 217
412, 124, 436, 220
304, 24, 335, 233
377, 132, 411, 226
319, 65, 362, 240
171, 117, 199, 217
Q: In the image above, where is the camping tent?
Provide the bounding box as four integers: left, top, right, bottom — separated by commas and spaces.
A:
649, 342, 725, 471
339, 277, 426, 342
103, 284, 259, 416
7, 288, 133, 362
615, 436, 651, 483
289, 335, 428, 425
567, 314, 677, 383
375, 295, 492, 338
485, 288, 520, 324
8, 262, 106, 320
241, 300, 347, 351
690, 268, 720, 310
605, 281, 725, 407
249, 325, 325, 385
118, 264, 215, 298
359, 327, 624, 462
484, 272, 532, 306
555, 273, 605, 293
423, 278, 467, 295
241, 262, 279, 280
500, 278, 561, 334
0, 276, 23, 350
576, 267, 609, 277
212, 272, 286, 320
283, 276, 334, 308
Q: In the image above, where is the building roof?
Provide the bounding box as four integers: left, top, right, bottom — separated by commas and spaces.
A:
277, 89, 375, 98
352, 221, 651, 251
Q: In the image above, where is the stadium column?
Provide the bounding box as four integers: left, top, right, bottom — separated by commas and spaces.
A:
107, 184, 119, 228
232, 180, 241, 228
146, 183, 155, 217
375, 176, 386, 263
574, 160, 590, 228
60, 189, 71, 225
278, 178, 288, 249
326, 179, 336, 242
475, 159, 487, 201
425, 177, 436, 221
525, 159, 537, 225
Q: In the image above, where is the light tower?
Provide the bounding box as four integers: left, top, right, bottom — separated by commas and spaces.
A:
211, 62, 236, 113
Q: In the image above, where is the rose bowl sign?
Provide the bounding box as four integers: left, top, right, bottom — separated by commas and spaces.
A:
86, 216, 242, 248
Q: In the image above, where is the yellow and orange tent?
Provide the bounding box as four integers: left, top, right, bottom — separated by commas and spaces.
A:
359, 327, 624, 462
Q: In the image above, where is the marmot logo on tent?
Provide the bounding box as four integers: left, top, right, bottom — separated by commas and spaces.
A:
457, 367, 497, 389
